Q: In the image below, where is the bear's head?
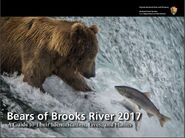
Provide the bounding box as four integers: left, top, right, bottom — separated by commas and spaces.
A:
69, 22, 99, 78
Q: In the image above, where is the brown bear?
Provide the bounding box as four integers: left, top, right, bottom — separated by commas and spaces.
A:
0, 17, 99, 92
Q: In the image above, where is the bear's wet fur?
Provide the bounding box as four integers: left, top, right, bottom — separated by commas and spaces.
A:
0, 17, 99, 92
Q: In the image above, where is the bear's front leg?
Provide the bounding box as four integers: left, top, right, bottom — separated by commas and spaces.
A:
22, 68, 46, 93
56, 68, 92, 92
23, 73, 46, 93
21, 48, 51, 93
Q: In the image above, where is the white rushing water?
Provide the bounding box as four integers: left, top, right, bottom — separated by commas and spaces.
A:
0, 17, 184, 137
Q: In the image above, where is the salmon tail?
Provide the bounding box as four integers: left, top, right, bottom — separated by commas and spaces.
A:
159, 114, 171, 127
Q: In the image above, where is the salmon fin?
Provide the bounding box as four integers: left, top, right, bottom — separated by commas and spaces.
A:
147, 112, 154, 118
135, 121, 138, 131
137, 105, 141, 110
159, 114, 171, 127
144, 92, 153, 98
124, 106, 133, 112
135, 114, 142, 131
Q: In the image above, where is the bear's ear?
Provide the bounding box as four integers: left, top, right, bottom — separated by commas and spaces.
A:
89, 25, 98, 34
70, 23, 86, 55
71, 23, 86, 35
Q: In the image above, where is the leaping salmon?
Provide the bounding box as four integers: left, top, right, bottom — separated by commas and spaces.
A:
115, 85, 171, 127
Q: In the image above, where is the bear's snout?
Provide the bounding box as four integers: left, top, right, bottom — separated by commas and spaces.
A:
83, 62, 96, 79
83, 72, 95, 79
